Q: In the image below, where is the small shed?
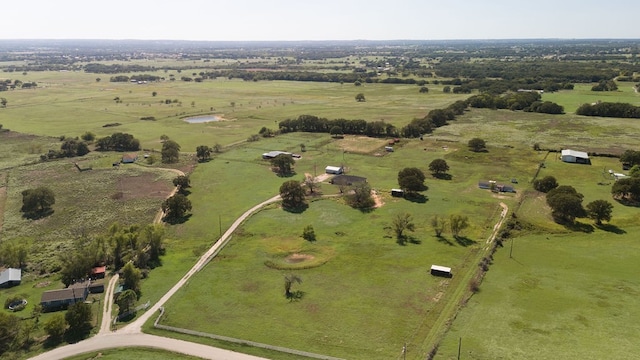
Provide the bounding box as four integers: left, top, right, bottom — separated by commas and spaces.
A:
91, 266, 106, 280
384, 146, 394, 152
430, 265, 452, 278
391, 189, 405, 197
561, 149, 590, 164
121, 153, 138, 163
325, 166, 344, 175
262, 151, 291, 159
0, 268, 21, 288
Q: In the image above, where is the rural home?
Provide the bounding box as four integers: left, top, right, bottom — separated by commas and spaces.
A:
325, 166, 344, 175
430, 265, 452, 278
121, 153, 138, 163
330, 175, 367, 186
561, 149, 590, 164
40, 282, 89, 311
0, 268, 21, 288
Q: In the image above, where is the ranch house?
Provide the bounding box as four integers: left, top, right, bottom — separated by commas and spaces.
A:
40, 282, 89, 311
561, 149, 590, 164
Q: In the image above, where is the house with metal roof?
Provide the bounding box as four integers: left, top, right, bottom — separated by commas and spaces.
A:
0, 268, 21, 288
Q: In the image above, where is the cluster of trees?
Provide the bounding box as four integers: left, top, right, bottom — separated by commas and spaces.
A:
41, 138, 90, 161
271, 154, 295, 175
59, 223, 165, 287
161, 139, 181, 163
466, 91, 564, 114
95, 132, 140, 152
620, 150, 640, 168
162, 175, 192, 220
611, 165, 640, 203
401, 100, 468, 137
576, 102, 640, 119
278, 114, 398, 138
591, 80, 618, 91
85, 63, 158, 74
21, 187, 55, 218
540, 177, 614, 225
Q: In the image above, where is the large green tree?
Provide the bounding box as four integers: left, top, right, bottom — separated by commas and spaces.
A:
161, 193, 192, 220
533, 175, 559, 193
172, 175, 191, 194
279, 180, 306, 210
196, 145, 212, 162
161, 140, 181, 163
428, 159, 449, 175
121, 262, 142, 295
346, 182, 375, 209
468, 138, 487, 152
0, 312, 22, 354
397, 167, 427, 194
586, 200, 613, 225
43, 314, 66, 341
270, 154, 295, 175
21, 187, 55, 215
450, 214, 470, 238
546, 185, 585, 223
115, 289, 137, 315
65, 302, 92, 337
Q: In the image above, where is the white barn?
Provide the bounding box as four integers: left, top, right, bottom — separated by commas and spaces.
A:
325, 166, 344, 175
561, 149, 589, 164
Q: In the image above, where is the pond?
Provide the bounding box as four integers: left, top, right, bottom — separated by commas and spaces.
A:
183, 115, 221, 124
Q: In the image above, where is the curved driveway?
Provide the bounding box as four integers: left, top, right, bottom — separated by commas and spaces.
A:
30, 193, 281, 360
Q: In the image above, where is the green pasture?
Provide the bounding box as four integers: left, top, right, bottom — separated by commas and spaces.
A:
151, 133, 535, 359
0, 70, 469, 151
542, 83, 640, 113
435, 230, 640, 360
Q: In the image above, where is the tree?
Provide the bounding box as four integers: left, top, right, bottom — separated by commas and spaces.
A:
533, 175, 559, 193
142, 224, 164, 265
161, 140, 181, 163
330, 126, 343, 138
115, 289, 137, 315
196, 145, 212, 162
586, 200, 613, 225
121, 262, 142, 295
303, 174, 319, 194
355, 93, 366, 102
270, 154, 295, 175
212, 143, 223, 153
443, 86, 451, 93
302, 225, 316, 242
620, 150, 640, 167
172, 175, 190, 194
95, 78, 101, 83
611, 176, 640, 202
65, 302, 92, 336
397, 167, 427, 194
430, 215, 447, 237
81, 131, 96, 142
419, 86, 429, 93
468, 138, 487, 152
21, 187, 55, 215
160, 134, 170, 142
346, 182, 375, 209
392, 212, 415, 241
449, 214, 469, 238
43, 314, 66, 341
279, 180, 306, 210
300, 143, 306, 152
0, 312, 22, 354
161, 194, 192, 220
628, 165, 640, 177
284, 274, 302, 298
428, 159, 449, 175
0, 98, 7, 108
546, 186, 585, 223
152, 91, 157, 97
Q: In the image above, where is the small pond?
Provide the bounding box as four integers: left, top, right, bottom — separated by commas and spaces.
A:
183, 115, 221, 124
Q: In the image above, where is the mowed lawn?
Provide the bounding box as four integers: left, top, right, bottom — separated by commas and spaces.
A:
154, 133, 536, 359
436, 156, 640, 359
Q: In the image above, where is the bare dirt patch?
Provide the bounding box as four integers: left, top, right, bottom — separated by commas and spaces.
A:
371, 189, 384, 208
285, 253, 315, 263
433, 291, 444, 302
336, 135, 390, 154
35, 281, 51, 288
115, 173, 174, 201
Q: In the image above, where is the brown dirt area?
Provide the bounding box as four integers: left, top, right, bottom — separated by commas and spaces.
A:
285, 253, 315, 263
115, 173, 174, 201
371, 190, 384, 208
335, 135, 390, 154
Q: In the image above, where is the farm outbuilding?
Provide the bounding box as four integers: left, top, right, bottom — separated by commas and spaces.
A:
0, 268, 21, 288
121, 153, 138, 163
325, 166, 344, 175
391, 189, 405, 197
430, 265, 452, 278
262, 151, 291, 159
561, 149, 590, 164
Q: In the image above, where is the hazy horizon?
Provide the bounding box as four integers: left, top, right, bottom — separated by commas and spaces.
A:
3, 0, 639, 42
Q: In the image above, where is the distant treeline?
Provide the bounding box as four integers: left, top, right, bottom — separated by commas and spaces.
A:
576, 102, 640, 118
466, 91, 564, 114
109, 74, 162, 82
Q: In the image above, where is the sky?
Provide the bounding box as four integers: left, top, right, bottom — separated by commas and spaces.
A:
2, 0, 639, 41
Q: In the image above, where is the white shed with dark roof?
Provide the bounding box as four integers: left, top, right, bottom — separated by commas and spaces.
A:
561, 149, 589, 164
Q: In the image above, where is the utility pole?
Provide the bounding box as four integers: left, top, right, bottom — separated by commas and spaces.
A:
458, 337, 462, 360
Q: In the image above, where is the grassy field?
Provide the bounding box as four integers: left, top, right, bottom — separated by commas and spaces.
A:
0, 70, 469, 151
542, 83, 640, 114
434, 152, 640, 359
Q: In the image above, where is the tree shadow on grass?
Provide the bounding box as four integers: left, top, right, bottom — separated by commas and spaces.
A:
22, 209, 54, 220
596, 223, 626, 234
43, 336, 63, 349
404, 194, 428, 204
436, 235, 455, 246
276, 171, 297, 178
283, 203, 309, 214
396, 235, 421, 245
564, 221, 594, 233
433, 173, 452, 180
454, 236, 477, 247
286, 290, 305, 302
164, 214, 192, 225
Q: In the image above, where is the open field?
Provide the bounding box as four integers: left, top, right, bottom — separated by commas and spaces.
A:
0, 70, 469, 151
542, 83, 640, 114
